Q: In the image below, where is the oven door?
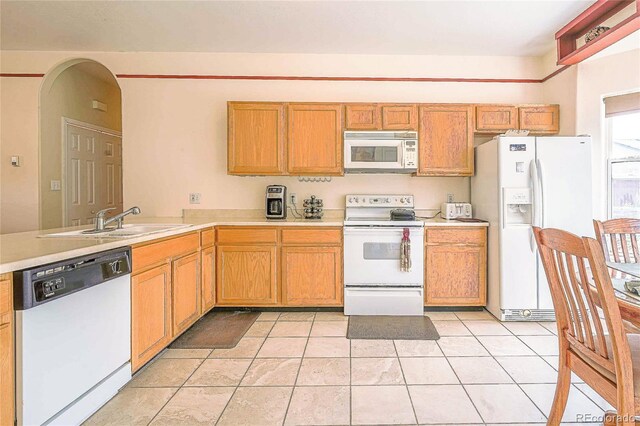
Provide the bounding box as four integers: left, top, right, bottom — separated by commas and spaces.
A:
344, 226, 424, 286
344, 140, 404, 170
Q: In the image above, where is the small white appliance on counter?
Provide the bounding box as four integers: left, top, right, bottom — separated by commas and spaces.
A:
471, 136, 592, 321
441, 202, 472, 220
13, 248, 132, 425
343, 131, 418, 173
343, 194, 424, 315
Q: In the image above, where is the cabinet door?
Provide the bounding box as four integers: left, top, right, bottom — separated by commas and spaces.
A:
0, 322, 12, 426
519, 105, 559, 133
228, 102, 286, 175
172, 252, 201, 336
201, 245, 216, 313
345, 104, 380, 130
475, 105, 518, 132
132, 264, 172, 372
282, 246, 343, 306
425, 245, 486, 306
287, 104, 343, 175
418, 104, 474, 176
381, 104, 418, 130
217, 246, 278, 305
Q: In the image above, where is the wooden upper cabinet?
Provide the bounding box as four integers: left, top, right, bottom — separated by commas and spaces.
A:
345, 104, 380, 130
287, 104, 343, 175
228, 102, 286, 175
519, 105, 559, 133
475, 105, 518, 132
381, 104, 418, 130
418, 104, 474, 176
172, 252, 201, 336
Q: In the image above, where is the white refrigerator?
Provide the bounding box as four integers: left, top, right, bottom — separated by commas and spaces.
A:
471, 136, 592, 321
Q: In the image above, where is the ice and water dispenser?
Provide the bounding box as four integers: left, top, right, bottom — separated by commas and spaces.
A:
503, 187, 532, 226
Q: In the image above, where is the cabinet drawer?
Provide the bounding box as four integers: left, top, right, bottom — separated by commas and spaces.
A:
217, 227, 278, 245
281, 228, 342, 245
132, 233, 200, 272
0, 279, 11, 323
201, 228, 215, 247
426, 227, 486, 246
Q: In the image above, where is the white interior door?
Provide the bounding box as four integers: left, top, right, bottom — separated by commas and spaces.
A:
64, 122, 123, 226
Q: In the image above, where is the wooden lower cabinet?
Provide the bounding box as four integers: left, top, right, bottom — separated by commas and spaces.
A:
0, 274, 13, 426
201, 245, 216, 313
172, 252, 201, 335
282, 246, 343, 306
216, 246, 278, 306
131, 264, 172, 372
425, 227, 487, 306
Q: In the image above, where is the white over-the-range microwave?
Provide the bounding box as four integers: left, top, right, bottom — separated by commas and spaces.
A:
343, 131, 418, 173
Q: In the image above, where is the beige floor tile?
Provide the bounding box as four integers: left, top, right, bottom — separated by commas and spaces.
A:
394, 339, 443, 357
257, 311, 281, 321
409, 385, 482, 424
161, 348, 212, 359
244, 321, 275, 337
351, 339, 396, 357
285, 386, 350, 425
279, 312, 316, 321
217, 386, 293, 426
400, 357, 459, 384
240, 358, 301, 386
150, 387, 234, 425
541, 355, 584, 383
304, 337, 350, 357
437, 336, 490, 357
463, 320, 511, 336
476, 335, 536, 356
455, 310, 495, 320
448, 357, 512, 384
519, 335, 560, 356
503, 321, 553, 335
465, 384, 546, 423
310, 321, 348, 337
296, 357, 350, 385
539, 321, 558, 334
521, 383, 605, 423
129, 358, 203, 387
269, 321, 312, 337
495, 356, 558, 383
209, 337, 265, 358
575, 383, 614, 411
184, 358, 251, 386
425, 311, 459, 320
351, 385, 416, 425
314, 311, 348, 321
84, 387, 177, 426
351, 357, 404, 385
433, 320, 472, 336
257, 337, 307, 358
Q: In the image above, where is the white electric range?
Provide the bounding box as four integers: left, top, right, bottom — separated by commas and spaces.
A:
343, 194, 424, 316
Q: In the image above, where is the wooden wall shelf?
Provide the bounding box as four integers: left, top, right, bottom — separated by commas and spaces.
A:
556, 0, 640, 65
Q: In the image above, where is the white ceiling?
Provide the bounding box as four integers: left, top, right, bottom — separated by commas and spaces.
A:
0, 0, 594, 56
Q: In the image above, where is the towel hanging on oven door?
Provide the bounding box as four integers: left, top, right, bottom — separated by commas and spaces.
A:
400, 227, 411, 272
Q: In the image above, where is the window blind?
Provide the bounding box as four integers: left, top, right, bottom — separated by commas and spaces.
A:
604, 92, 640, 117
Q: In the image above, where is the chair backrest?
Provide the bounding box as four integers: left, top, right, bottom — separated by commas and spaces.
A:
534, 227, 633, 394
593, 218, 640, 264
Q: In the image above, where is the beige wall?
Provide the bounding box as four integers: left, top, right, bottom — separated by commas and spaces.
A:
1, 50, 548, 233
40, 61, 122, 230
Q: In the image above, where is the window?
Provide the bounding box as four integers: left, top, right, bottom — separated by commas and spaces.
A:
607, 110, 640, 219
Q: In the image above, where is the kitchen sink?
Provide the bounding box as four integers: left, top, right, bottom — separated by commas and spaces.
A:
41, 223, 192, 239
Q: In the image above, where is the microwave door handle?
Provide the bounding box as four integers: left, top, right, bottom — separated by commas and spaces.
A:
401, 140, 406, 168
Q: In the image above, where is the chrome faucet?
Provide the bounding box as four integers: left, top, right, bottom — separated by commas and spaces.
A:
88, 206, 141, 233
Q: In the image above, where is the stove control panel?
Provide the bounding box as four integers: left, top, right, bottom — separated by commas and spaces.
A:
345, 194, 414, 208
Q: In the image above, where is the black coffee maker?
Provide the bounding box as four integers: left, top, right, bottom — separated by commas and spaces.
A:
265, 185, 287, 219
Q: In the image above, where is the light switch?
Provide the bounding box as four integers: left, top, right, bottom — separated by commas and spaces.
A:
11, 156, 20, 167
50, 180, 61, 191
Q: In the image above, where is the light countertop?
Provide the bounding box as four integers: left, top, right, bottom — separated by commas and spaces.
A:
1, 215, 487, 274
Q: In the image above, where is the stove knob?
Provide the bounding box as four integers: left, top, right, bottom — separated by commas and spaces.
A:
348, 197, 354, 204
400, 198, 406, 204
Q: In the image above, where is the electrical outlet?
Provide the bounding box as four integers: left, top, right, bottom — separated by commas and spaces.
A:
50, 180, 61, 191
189, 193, 201, 204
447, 193, 454, 203
290, 193, 297, 204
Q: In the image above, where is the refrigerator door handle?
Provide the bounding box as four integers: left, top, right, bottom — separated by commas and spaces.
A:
529, 160, 537, 252
536, 158, 545, 228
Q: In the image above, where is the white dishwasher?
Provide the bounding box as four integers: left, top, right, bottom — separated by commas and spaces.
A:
13, 248, 132, 426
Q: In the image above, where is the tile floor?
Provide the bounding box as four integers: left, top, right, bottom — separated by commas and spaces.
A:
85, 310, 612, 425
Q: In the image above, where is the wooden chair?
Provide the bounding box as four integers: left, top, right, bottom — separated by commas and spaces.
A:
534, 227, 639, 425
594, 219, 640, 265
